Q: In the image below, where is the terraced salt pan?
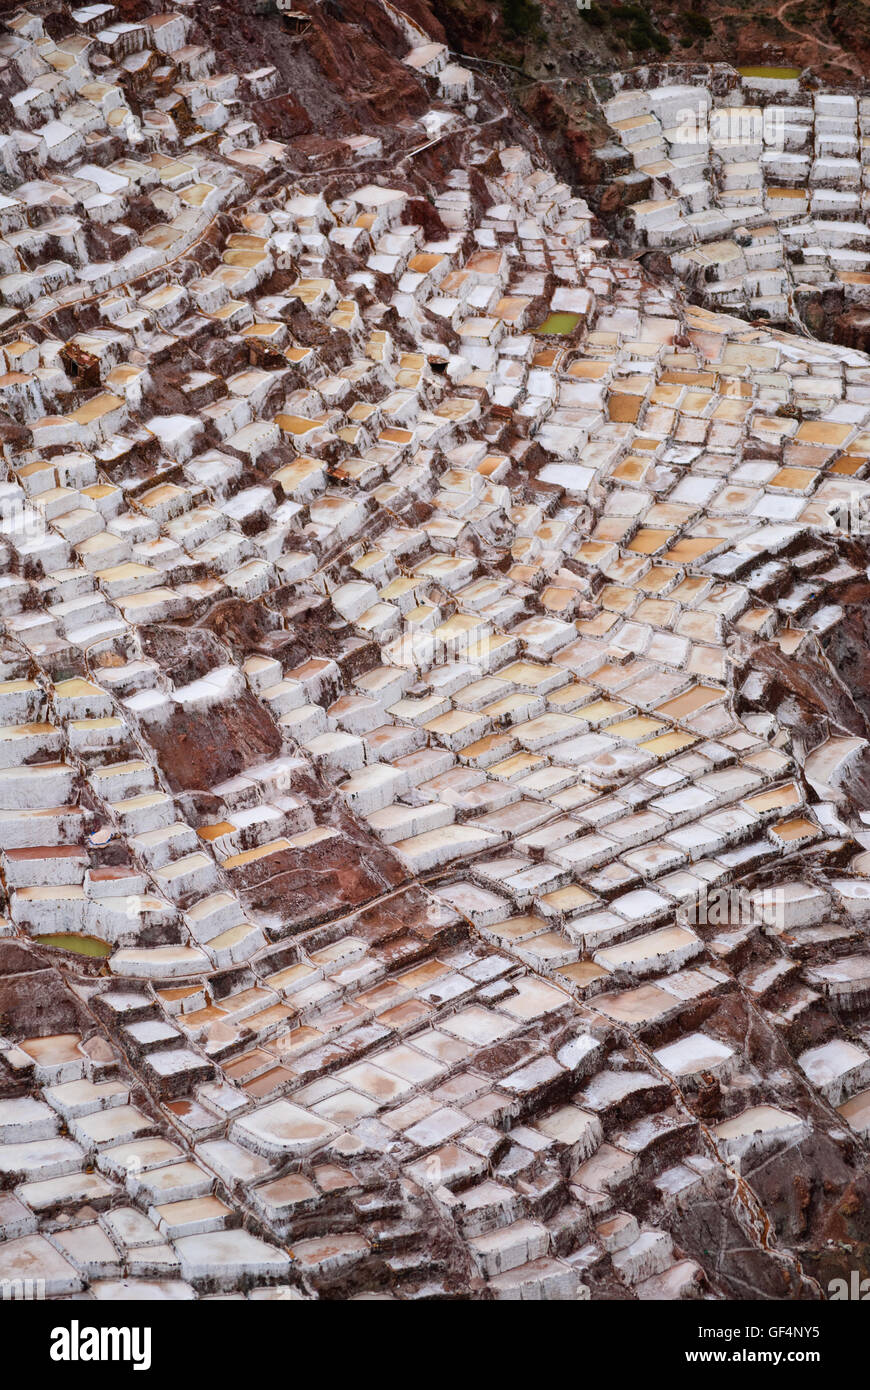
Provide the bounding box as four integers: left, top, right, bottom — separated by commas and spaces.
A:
713, 1106, 808, 1161
653, 1032, 735, 1083
797, 1039, 870, 1105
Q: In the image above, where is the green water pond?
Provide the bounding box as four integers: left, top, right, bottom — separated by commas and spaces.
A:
37, 934, 112, 958
738, 66, 801, 79
533, 312, 581, 335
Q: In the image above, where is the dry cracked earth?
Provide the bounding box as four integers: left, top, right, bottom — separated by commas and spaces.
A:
3, 0, 870, 1305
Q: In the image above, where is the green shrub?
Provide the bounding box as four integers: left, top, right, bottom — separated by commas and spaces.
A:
584, 2, 609, 26
682, 10, 713, 37
500, 0, 543, 36
628, 20, 670, 51
611, 4, 671, 51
